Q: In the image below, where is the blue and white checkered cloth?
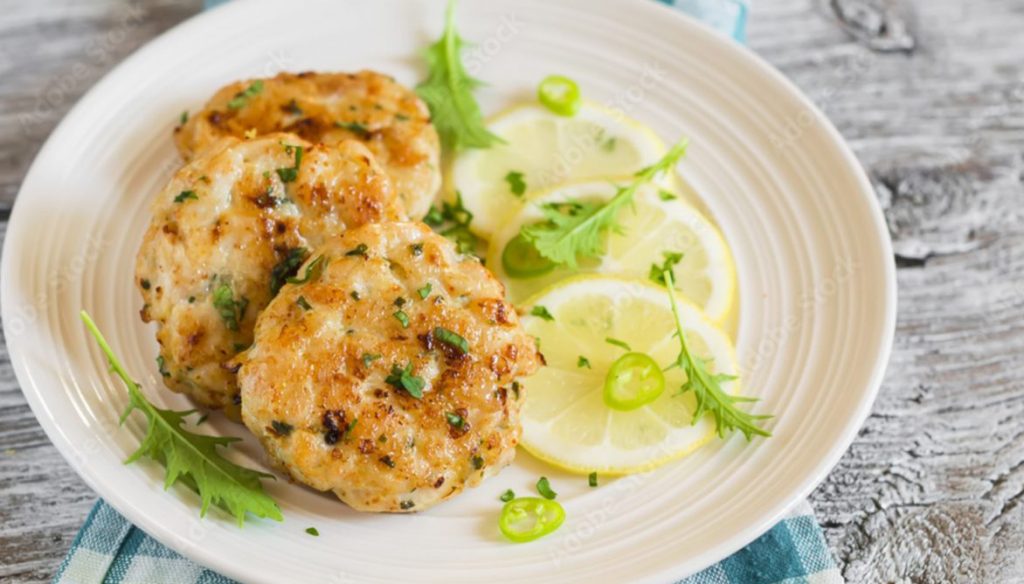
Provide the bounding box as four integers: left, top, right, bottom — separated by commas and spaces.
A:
53, 1, 843, 582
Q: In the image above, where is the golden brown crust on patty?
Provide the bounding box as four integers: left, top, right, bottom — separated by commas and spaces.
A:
235, 222, 541, 512
136, 133, 403, 408
174, 71, 441, 219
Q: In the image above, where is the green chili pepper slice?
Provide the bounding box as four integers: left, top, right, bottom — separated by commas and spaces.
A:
603, 352, 665, 410
498, 497, 566, 543
502, 233, 556, 278
537, 75, 581, 117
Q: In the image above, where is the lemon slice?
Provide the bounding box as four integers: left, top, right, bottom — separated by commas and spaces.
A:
451, 102, 667, 238
519, 276, 736, 474
487, 180, 736, 322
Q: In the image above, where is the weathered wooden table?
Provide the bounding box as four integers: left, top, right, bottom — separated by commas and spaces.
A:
2, 0, 1022, 582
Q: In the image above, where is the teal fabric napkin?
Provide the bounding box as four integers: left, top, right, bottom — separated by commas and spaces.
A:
53, 1, 843, 582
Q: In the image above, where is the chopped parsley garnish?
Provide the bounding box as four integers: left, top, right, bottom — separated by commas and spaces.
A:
393, 310, 410, 328
417, 283, 433, 299
227, 80, 264, 110
649, 251, 684, 287
536, 476, 557, 499
434, 327, 469, 354
270, 247, 309, 295
296, 296, 313, 311
588, 472, 598, 487
410, 243, 424, 256
305, 527, 319, 536
179, 110, 189, 126
271, 421, 294, 436
499, 489, 515, 502
605, 337, 631, 351
471, 455, 484, 470
212, 282, 248, 332
335, 121, 370, 137
156, 355, 170, 378
400, 500, 415, 510
275, 144, 304, 183
174, 190, 198, 203
423, 194, 479, 254
530, 305, 555, 321
395, 113, 410, 122
445, 411, 466, 429
345, 243, 369, 257
505, 170, 527, 197
658, 189, 677, 201
577, 356, 591, 369
394, 297, 407, 308
140, 279, 151, 290
386, 363, 425, 398
380, 455, 396, 468
342, 417, 358, 441
286, 255, 326, 286
362, 353, 381, 368
350, 290, 361, 301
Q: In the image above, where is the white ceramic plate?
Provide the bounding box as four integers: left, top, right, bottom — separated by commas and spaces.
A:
2, 0, 896, 581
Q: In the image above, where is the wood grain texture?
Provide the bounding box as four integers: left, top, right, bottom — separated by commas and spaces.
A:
1, 0, 1022, 582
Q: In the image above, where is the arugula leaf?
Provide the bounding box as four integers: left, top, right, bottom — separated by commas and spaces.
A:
415, 0, 503, 150
649, 251, 684, 286
521, 139, 689, 268
662, 271, 771, 440
80, 311, 282, 526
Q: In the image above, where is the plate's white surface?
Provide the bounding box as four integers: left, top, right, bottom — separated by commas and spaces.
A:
1, 0, 896, 581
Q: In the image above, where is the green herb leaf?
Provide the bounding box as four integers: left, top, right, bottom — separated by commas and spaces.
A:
536, 476, 557, 500
424, 193, 479, 254
658, 189, 677, 201
362, 353, 382, 368
305, 527, 319, 536
227, 80, 264, 110
296, 296, 313, 311
386, 363, 425, 398
434, 327, 469, 354
417, 282, 433, 299
270, 248, 309, 295
81, 311, 282, 526
415, 0, 503, 150
472, 455, 484, 469
275, 144, 304, 183
605, 337, 631, 351
174, 190, 198, 203
530, 305, 555, 321
393, 310, 410, 328
286, 255, 326, 286
588, 471, 598, 487
500, 489, 515, 502
271, 421, 293, 436
520, 139, 688, 268
505, 171, 527, 197
212, 282, 248, 332
662, 271, 772, 440
179, 110, 189, 126
334, 121, 370, 137
345, 243, 369, 257
577, 356, 591, 369
156, 355, 170, 378
445, 411, 466, 429
649, 251, 684, 287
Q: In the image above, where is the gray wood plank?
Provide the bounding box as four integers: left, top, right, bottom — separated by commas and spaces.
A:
1, 0, 1022, 582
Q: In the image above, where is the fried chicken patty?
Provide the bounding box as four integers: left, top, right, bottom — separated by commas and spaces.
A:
234, 222, 542, 512
174, 71, 441, 219
136, 133, 403, 408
